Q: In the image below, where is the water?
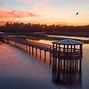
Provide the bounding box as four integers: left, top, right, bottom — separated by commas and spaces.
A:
0, 43, 57, 89
48, 35, 89, 40
0, 43, 89, 89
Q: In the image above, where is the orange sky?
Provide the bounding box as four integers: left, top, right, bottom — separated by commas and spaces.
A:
0, 0, 89, 26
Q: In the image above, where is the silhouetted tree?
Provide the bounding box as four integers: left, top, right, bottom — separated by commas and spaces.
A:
0, 22, 89, 37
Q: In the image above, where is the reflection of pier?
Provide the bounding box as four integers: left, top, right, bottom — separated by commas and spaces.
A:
52, 70, 82, 87
52, 39, 83, 87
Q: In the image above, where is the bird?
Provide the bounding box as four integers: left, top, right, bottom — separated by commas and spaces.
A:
75, 12, 79, 15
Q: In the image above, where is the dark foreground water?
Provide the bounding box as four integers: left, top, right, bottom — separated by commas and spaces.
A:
0, 43, 89, 89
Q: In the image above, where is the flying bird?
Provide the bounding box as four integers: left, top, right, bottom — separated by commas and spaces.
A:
76, 12, 79, 15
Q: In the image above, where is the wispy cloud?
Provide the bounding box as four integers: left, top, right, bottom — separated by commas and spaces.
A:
0, 10, 40, 19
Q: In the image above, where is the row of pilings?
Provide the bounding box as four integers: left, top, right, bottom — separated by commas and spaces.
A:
52, 57, 82, 86
4, 39, 53, 65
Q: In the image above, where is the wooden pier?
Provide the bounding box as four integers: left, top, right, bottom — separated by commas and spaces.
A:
3, 37, 83, 86
4, 37, 53, 52
4, 38, 83, 67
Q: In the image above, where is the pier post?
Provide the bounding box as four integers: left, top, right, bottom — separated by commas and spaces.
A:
49, 52, 52, 65
44, 51, 46, 63
32, 46, 34, 55
36, 48, 37, 57
40, 49, 41, 59
29, 46, 31, 54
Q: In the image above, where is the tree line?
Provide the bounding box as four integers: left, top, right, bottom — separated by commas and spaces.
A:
0, 22, 89, 37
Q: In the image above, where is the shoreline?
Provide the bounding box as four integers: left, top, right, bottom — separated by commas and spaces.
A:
27, 34, 89, 44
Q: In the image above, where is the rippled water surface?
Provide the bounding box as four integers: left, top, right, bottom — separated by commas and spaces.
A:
0, 43, 89, 89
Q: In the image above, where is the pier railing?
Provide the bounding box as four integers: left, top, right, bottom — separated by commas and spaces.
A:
28, 40, 53, 51
4, 37, 53, 52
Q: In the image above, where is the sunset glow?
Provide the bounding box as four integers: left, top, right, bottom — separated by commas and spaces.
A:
0, 0, 89, 25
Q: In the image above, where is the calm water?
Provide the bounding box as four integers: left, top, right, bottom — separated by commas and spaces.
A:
48, 35, 89, 40
0, 43, 89, 89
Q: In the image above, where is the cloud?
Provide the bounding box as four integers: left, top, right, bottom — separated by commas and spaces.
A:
0, 10, 40, 19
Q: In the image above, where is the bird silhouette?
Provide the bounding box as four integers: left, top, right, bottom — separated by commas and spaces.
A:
76, 12, 79, 15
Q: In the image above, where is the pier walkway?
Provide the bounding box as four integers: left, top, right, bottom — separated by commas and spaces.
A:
4, 37, 53, 52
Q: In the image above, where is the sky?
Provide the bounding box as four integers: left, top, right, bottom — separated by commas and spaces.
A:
0, 0, 89, 25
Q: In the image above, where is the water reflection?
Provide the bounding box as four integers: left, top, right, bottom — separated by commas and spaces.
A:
1, 42, 88, 89
52, 68, 82, 88
28, 46, 52, 65
48, 35, 89, 40
0, 43, 58, 89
